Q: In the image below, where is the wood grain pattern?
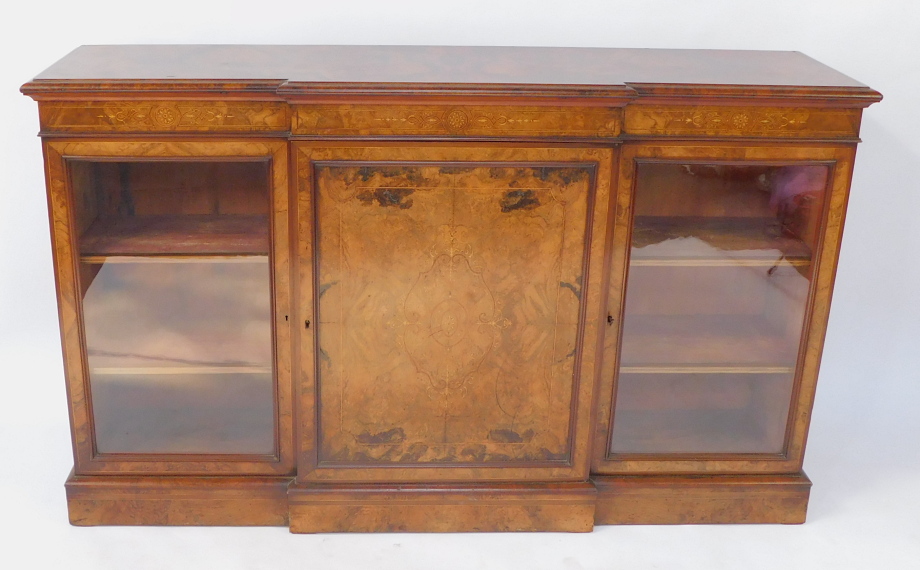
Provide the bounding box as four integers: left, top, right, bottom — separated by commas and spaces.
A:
317, 162, 589, 466
25, 46, 880, 529
45, 139, 294, 475
625, 106, 862, 138
293, 105, 621, 138
22, 46, 880, 105
784, 146, 857, 469
593, 473, 811, 524
288, 482, 596, 532
39, 101, 288, 132
295, 144, 614, 482
66, 472, 290, 526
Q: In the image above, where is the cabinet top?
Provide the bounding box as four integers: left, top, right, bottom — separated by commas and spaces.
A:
22, 45, 881, 105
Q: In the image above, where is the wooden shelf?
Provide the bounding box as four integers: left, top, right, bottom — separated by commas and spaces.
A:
621, 365, 794, 374
91, 366, 273, 376
619, 314, 802, 370
631, 216, 813, 266
79, 214, 269, 257
87, 344, 272, 373
81, 255, 267, 264
631, 258, 810, 268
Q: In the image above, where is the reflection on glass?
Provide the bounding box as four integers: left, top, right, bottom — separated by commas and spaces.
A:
71, 161, 275, 454
611, 163, 829, 454
613, 373, 794, 454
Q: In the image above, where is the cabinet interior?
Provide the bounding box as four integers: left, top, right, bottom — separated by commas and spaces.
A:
69, 160, 277, 455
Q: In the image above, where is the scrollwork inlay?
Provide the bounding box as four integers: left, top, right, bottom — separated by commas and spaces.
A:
294, 105, 621, 137
40, 102, 288, 132
623, 106, 864, 138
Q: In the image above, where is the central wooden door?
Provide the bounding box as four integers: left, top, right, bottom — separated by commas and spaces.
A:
295, 144, 614, 482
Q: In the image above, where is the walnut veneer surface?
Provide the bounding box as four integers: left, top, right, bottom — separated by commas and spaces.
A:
22, 45, 880, 532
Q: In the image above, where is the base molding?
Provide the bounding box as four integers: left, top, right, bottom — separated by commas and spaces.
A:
288, 482, 597, 533
593, 472, 812, 524
64, 470, 813, 528
65, 472, 291, 526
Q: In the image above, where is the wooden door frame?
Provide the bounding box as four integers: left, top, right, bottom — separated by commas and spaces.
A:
44, 138, 294, 475
592, 141, 858, 475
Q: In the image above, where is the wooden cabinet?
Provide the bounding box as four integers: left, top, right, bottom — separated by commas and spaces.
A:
21, 45, 880, 532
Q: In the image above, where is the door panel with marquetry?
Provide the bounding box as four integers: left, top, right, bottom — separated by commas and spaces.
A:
295, 144, 614, 482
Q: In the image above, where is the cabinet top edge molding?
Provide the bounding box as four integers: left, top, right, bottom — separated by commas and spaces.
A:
22, 45, 881, 106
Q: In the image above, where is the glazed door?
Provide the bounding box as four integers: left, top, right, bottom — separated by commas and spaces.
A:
594, 143, 856, 474
295, 144, 614, 482
45, 140, 293, 475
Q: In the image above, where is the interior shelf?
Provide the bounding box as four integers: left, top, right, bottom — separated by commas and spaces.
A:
620, 365, 794, 374
79, 214, 270, 257
91, 366, 273, 375
81, 255, 268, 264
631, 216, 813, 266
619, 314, 802, 369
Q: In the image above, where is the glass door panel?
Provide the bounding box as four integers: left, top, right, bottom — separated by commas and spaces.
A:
610, 162, 829, 455
70, 160, 276, 455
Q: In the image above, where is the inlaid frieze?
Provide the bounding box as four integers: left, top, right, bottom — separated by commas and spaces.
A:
625, 106, 861, 138
39, 101, 288, 132
294, 105, 621, 138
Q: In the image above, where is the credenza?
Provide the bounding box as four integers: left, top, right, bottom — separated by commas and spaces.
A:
21, 45, 881, 532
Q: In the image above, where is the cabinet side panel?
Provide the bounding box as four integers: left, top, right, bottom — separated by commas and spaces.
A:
784, 146, 858, 466
44, 142, 95, 472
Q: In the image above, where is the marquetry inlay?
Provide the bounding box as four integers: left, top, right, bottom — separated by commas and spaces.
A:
293, 105, 621, 138
39, 101, 289, 132
625, 106, 861, 138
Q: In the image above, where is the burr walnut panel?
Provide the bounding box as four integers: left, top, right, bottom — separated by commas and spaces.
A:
317, 163, 589, 464
296, 145, 614, 482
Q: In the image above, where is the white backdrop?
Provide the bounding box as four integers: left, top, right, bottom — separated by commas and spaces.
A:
1, 1, 917, 568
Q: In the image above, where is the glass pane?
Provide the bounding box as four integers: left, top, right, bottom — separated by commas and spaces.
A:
613, 373, 794, 453
611, 162, 829, 455
70, 161, 275, 454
